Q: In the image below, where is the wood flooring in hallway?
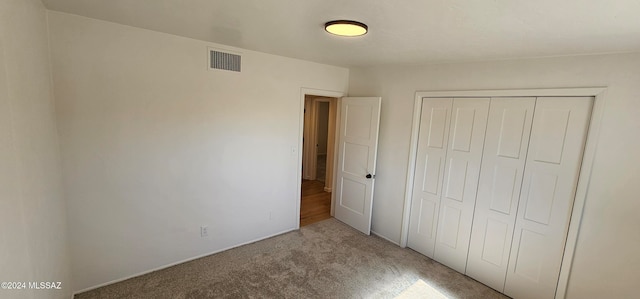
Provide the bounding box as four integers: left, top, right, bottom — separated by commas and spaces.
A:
300, 180, 332, 227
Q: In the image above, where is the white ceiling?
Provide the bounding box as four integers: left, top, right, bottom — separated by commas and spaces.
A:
41, 0, 640, 67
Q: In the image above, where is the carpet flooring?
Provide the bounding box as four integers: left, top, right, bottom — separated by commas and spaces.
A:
75, 219, 509, 298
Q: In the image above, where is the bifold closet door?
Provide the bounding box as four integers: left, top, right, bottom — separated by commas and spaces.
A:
432, 98, 489, 273
409, 96, 592, 299
407, 98, 452, 257
504, 97, 592, 299
466, 97, 536, 291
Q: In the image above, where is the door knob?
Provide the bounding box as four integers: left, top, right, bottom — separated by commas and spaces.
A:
366, 174, 374, 179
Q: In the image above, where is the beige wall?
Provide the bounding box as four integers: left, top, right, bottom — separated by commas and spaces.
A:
316, 101, 330, 155
348, 53, 640, 298
47, 11, 349, 291
0, 1, 72, 298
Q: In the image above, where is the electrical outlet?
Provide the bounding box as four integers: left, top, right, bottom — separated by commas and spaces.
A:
200, 226, 208, 237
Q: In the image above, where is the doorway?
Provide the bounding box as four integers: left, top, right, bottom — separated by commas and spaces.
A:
301, 95, 338, 226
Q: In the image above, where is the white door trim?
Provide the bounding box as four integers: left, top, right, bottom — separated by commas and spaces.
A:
297, 88, 345, 229
400, 87, 606, 299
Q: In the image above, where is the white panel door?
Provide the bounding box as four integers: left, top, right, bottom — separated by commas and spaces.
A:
433, 98, 490, 273
504, 97, 592, 299
334, 97, 382, 235
466, 97, 536, 291
407, 98, 453, 257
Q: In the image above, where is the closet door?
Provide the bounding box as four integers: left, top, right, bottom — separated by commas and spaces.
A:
504, 97, 592, 299
407, 98, 452, 257
465, 97, 536, 291
432, 98, 489, 273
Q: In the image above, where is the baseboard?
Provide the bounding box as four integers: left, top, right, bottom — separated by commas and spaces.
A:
371, 230, 401, 246
71, 228, 297, 296
323, 187, 332, 192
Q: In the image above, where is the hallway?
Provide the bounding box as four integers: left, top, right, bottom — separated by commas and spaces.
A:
300, 180, 331, 226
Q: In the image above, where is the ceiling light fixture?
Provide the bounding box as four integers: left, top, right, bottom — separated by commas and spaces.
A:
324, 20, 368, 37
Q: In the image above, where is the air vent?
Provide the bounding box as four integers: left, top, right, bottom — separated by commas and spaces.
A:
209, 49, 241, 72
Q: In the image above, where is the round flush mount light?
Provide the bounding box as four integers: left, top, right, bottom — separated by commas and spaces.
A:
324, 20, 368, 37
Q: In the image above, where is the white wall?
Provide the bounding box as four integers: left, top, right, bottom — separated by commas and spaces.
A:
348, 53, 640, 298
0, 1, 72, 298
47, 11, 349, 291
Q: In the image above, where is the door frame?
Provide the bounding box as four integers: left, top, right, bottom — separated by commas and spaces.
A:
296, 88, 345, 229
400, 87, 607, 299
